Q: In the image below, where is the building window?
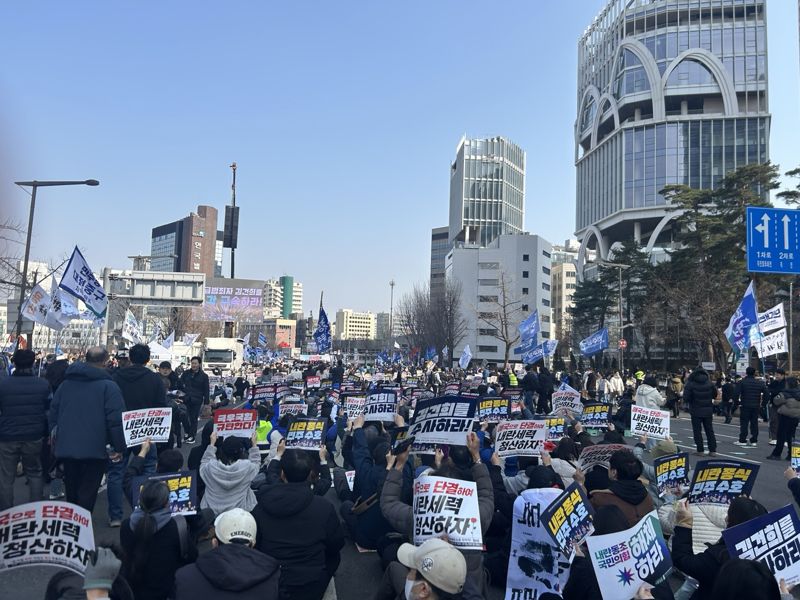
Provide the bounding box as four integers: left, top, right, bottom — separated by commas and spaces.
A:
478, 279, 499, 286
542, 267, 551, 275
478, 312, 497, 319
478, 295, 498, 303
478, 345, 498, 353
541, 331, 550, 339
567, 272, 576, 278
542, 315, 551, 323
523, 254, 529, 262
522, 271, 529, 278
543, 250, 551, 258
542, 283, 551, 291
522, 287, 529, 295
566, 283, 576, 290
522, 304, 529, 311
542, 299, 551, 307
478, 328, 498, 336
478, 262, 499, 270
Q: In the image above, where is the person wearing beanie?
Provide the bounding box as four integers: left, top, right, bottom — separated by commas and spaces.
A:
199, 430, 261, 516
174, 509, 279, 600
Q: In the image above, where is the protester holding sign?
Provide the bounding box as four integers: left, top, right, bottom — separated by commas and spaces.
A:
768, 377, 800, 461
688, 459, 760, 505
199, 430, 260, 515
380, 431, 494, 600
630, 405, 671, 441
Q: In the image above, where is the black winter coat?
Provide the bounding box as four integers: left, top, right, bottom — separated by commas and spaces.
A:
738, 376, 768, 409
0, 372, 50, 441
112, 364, 166, 411
672, 525, 729, 600
174, 542, 279, 600
683, 370, 716, 418
251, 481, 345, 590
180, 369, 210, 404
49, 362, 126, 459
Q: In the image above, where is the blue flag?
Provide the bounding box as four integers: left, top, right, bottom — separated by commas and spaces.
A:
725, 281, 759, 358
579, 328, 609, 356
313, 308, 332, 354
459, 345, 472, 369
258, 332, 267, 347
425, 347, 436, 360
518, 310, 540, 343
513, 336, 538, 355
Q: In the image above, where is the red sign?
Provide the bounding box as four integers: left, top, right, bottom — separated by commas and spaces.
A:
213, 409, 257, 438
618, 339, 627, 349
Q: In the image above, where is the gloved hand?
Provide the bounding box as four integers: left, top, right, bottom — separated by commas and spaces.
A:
83, 547, 121, 591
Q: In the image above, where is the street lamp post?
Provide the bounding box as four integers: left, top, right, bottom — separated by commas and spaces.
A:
389, 279, 395, 346
598, 260, 631, 373
13, 179, 100, 339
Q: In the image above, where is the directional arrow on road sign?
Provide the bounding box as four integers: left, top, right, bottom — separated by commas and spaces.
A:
754, 213, 770, 247
747, 206, 800, 275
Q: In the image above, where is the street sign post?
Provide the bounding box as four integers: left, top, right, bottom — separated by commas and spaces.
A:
746, 206, 800, 274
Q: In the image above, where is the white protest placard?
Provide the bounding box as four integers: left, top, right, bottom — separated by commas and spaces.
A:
586, 511, 672, 600
343, 395, 366, 418
21, 284, 51, 326
363, 390, 398, 422
578, 443, 630, 472
630, 405, 671, 440
759, 302, 786, 334
413, 475, 482, 550
345, 470, 355, 492
407, 396, 477, 453
122, 408, 172, 447
552, 383, 583, 418
213, 409, 258, 438
754, 327, 788, 358
495, 420, 547, 458
306, 375, 321, 388
0, 501, 95, 574
280, 401, 308, 417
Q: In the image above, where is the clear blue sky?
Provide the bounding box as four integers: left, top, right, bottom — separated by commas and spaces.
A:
1, 1, 798, 316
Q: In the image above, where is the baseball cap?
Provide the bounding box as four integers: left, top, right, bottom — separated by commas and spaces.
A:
214, 508, 257, 544
396, 538, 467, 595
651, 438, 678, 459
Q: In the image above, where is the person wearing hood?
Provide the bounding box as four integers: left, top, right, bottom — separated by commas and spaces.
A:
684, 367, 718, 456
121, 479, 197, 600
735, 367, 768, 448
635, 375, 665, 410
768, 376, 800, 460
588, 448, 654, 527
251, 448, 345, 600
665, 372, 685, 418
175, 508, 279, 600
48, 346, 126, 512
108, 343, 166, 527
200, 430, 261, 515
672, 496, 768, 600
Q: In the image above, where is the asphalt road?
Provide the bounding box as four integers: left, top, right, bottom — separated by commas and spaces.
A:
1, 411, 791, 600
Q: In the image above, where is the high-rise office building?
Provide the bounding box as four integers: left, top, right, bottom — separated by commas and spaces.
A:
448, 136, 526, 248
575, 0, 770, 275
150, 205, 220, 279
429, 226, 449, 298
263, 276, 303, 319
334, 309, 377, 341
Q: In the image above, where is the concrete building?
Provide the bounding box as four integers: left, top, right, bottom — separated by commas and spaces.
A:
264, 318, 296, 350
551, 262, 577, 343
446, 233, 552, 364
448, 136, 526, 248
263, 276, 303, 319
150, 205, 220, 279
334, 309, 377, 341
429, 226, 450, 300
376, 312, 402, 341
575, 0, 770, 276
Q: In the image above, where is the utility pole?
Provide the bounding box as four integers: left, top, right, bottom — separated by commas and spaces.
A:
230, 162, 237, 278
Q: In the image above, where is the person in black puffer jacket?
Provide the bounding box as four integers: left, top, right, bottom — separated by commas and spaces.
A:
684, 367, 718, 455
736, 367, 768, 447
0, 349, 50, 510
767, 376, 800, 460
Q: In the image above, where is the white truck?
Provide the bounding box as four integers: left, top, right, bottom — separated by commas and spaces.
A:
202, 337, 245, 376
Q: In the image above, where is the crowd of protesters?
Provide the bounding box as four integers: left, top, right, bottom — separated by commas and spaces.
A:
0, 344, 798, 600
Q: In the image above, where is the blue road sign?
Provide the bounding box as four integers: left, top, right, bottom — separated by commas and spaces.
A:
746, 206, 800, 274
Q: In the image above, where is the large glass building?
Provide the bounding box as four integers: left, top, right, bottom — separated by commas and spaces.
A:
448, 136, 526, 248
575, 0, 770, 274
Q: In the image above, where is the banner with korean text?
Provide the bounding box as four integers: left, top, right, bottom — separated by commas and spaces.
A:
495, 420, 548, 458
552, 383, 583, 419
213, 409, 258, 438
581, 403, 610, 430
653, 453, 690, 497
579, 444, 630, 472
407, 396, 477, 453
363, 390, 398, 422
131, 471, 198, 516
478, 397, 509, 423
122, 408, 172, 447
285, 418, 326, 450
542, 482, 595, 556
630, 406, 671, 440
413, 476, 482, 550
688, 459, 760, 505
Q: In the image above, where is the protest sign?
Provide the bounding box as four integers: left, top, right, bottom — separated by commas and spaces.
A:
214, 409, 258, 438
306, 375, 321, 389
320, 378, 332, 389
131, 471, 198, 516
407, 396, 477, 452
280, 401, 308, 417
405, 376, 419, 388
552, 383, 583, 418
343, 394, 366, 417
543, 416, 567, 441
505, 488, 571, 600
478, 397, 509, 423
363, 390, 398, 422
653, 453, 690, 497
0, 501, 94, 574
722, 504, 800, 586
793, 446, 800, 475
250, 383, 274, 402
122, 408, 172, 447
285, 418, 326, 450
581, 403, 610, 430
586, 511, 671, 600
495, 420, 548, 458
444, 382, 461, 396
579, 444, 630, 472
345, 470, 355, 492
689, 459, 760, 505
413, 476, 482, 550
630, 405, 671, 440
542, 482, 595, 556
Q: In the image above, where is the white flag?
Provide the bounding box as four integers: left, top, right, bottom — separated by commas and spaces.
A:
162, 331, 175, 350
758, 302, 786, 334
183, 333, 200, 346
58, 246, 107, 318
442, 345, 449, 359
754, 327, 788, 358
122, 309, 142, 344
459, 345, 472, 369
21, 284, 51, 325
393, 340, 401, 350
242, 332, 251, 347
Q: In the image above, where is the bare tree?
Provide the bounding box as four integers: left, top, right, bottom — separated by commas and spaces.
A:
396, 283, 430, 351
429, 278, 467, 365
476, 271, 523, 367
